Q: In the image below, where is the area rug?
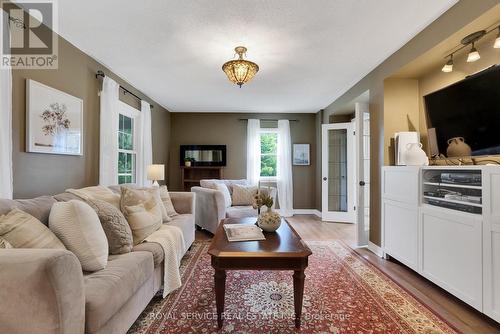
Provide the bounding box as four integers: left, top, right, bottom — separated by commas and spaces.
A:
129, 241, 458, 334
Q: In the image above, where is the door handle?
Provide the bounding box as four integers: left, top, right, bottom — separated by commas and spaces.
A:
323, 177, 327, 181
359, 181, 366, 186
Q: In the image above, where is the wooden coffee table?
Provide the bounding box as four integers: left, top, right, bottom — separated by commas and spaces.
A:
208, 217, 312, 329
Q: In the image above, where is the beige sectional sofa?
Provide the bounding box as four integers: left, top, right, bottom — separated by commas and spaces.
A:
0, 190, 195, 334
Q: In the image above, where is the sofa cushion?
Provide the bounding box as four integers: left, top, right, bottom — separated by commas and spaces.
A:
87, 198, 133, 255
199, 179, 248, 194
67, 186, 121, 209
133, 241, 164, 267
49, 200, 108, 271
168, 214, 195, 250
120, 187, 162, 245
84, 251, 153, 333
0, 208, 66, 249
0, 196, 56, 226
225, 206, 258, 219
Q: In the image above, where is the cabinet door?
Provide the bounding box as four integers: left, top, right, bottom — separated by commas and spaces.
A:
383, 199, 418, 271
484, 168, 500, 226
421, 207, 482, 310
382, 167, 419, 204
483, 225, 500, 323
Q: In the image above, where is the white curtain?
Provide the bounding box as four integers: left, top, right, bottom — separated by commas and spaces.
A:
0, 65, 13, 199
136, 100, 153, 187
277, 120, 294, 217
99, 77, 120, 186
246, 119, 261, 186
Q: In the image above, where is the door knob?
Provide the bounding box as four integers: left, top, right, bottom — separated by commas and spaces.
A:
359, 181, 366, 186
323, 177, 327, 181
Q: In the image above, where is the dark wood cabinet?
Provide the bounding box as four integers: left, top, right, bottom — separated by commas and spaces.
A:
180, 166, 224, 191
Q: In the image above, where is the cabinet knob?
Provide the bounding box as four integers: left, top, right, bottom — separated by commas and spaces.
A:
323, 177, 327, 181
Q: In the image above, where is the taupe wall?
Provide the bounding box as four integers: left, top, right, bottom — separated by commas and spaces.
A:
12, 36, 171, 198
168, 113, 317, 210
323, 0, 499, 246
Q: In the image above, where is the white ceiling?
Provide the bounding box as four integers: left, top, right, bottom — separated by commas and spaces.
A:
56, 0, 457, 113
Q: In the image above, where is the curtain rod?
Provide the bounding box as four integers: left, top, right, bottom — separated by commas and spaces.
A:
238, 118, 299, 122
96, 70, 153, 109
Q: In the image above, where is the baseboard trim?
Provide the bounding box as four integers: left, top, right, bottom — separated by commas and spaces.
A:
293, 209, 322, 217
368, 241, 384, 258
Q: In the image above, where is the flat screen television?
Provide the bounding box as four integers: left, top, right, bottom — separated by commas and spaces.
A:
424, 65, 500, 156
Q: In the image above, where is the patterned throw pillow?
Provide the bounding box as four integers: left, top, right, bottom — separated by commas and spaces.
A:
0, 208, 65, 249
86, 198, 133, 255
66, 186, 121, 209
231, 184, 258, 206
49, 200, 108, 271
159, 186, 178, 218
120, 187, 163, 245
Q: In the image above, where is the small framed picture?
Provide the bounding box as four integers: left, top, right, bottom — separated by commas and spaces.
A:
26, 79, 83, 155
293, 144, 310, 165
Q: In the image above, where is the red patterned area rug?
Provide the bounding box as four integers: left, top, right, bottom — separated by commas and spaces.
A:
129, 241, 458, 334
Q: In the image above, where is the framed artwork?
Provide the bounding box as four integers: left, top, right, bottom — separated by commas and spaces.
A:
26, 79, 83, 155
293, 144, 310, 165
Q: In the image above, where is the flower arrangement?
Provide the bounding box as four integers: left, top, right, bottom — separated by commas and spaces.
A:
253, 187, 281, 232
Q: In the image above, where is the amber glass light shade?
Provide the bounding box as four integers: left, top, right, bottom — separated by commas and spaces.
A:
222, 46, 259, 87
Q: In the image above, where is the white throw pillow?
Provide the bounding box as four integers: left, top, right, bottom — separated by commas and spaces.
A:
49, 200, 108, 271
215, 183, 232, 208
232, 184, 258, 206
159, 185, 178, 218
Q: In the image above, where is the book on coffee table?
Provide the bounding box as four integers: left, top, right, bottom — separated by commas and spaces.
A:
223, 224, 266, 242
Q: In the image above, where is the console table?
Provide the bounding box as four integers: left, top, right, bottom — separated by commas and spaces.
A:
180, 166, 224, 191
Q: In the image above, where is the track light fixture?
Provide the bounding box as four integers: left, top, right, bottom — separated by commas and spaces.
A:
441, 55, 453, 73
467, 42, 480, 62
441, 26, 499, 73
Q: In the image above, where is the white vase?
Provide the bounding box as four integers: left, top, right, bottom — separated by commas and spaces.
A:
257, 210, 281, 232
403, 143, 429, 166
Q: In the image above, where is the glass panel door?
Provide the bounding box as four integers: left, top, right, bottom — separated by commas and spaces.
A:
322, 123, 355, 223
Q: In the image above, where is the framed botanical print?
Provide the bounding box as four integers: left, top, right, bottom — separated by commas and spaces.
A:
26, 79, 83, 155
293, 144, 310, 165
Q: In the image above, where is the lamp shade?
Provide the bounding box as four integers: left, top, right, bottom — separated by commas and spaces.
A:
147, 164, 164, 181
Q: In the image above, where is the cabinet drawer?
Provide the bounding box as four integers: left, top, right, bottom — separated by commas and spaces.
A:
421, 206, 482, 310
383, 199, 418, 271
382, 167, 419, 204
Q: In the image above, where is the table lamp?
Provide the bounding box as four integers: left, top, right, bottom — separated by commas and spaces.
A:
147, 164, 164, 187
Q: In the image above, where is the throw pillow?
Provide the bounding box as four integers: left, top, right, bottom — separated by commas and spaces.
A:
0, 237, 12, 248
120, 187, 162, 245
49, 200, 108, 271
215, 183, 232, 208
0, 208, 66, 249
0, 196, 57, 226
159, 185, 178, 217
232, 184, 258, 206
66, 186, 121, 209
86, 198, 133, 255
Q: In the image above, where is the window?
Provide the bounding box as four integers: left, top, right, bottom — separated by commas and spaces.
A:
260, 130, 278, 178
118, 113, 136, 184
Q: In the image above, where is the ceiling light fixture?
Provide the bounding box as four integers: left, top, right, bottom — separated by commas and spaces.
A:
494, 26, 500, 48
222, 46, 259, 88
467, 43, 481, 62
442, 55, 453, 72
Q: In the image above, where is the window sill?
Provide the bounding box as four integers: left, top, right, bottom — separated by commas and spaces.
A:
259, 177, 277, 183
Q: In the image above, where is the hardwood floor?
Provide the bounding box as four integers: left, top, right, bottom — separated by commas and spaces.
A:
196, 215, 500, 333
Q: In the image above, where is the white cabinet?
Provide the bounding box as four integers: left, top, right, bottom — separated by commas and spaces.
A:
420, 206, 482, 310
383, 199, 418, 271
382, 166, 500, 323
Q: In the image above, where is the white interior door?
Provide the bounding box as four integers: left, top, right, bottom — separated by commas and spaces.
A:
322, 123, 355, 223
355, 102, 370, 246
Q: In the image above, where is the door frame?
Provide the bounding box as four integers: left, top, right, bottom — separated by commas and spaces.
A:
321, 122, 355, 223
